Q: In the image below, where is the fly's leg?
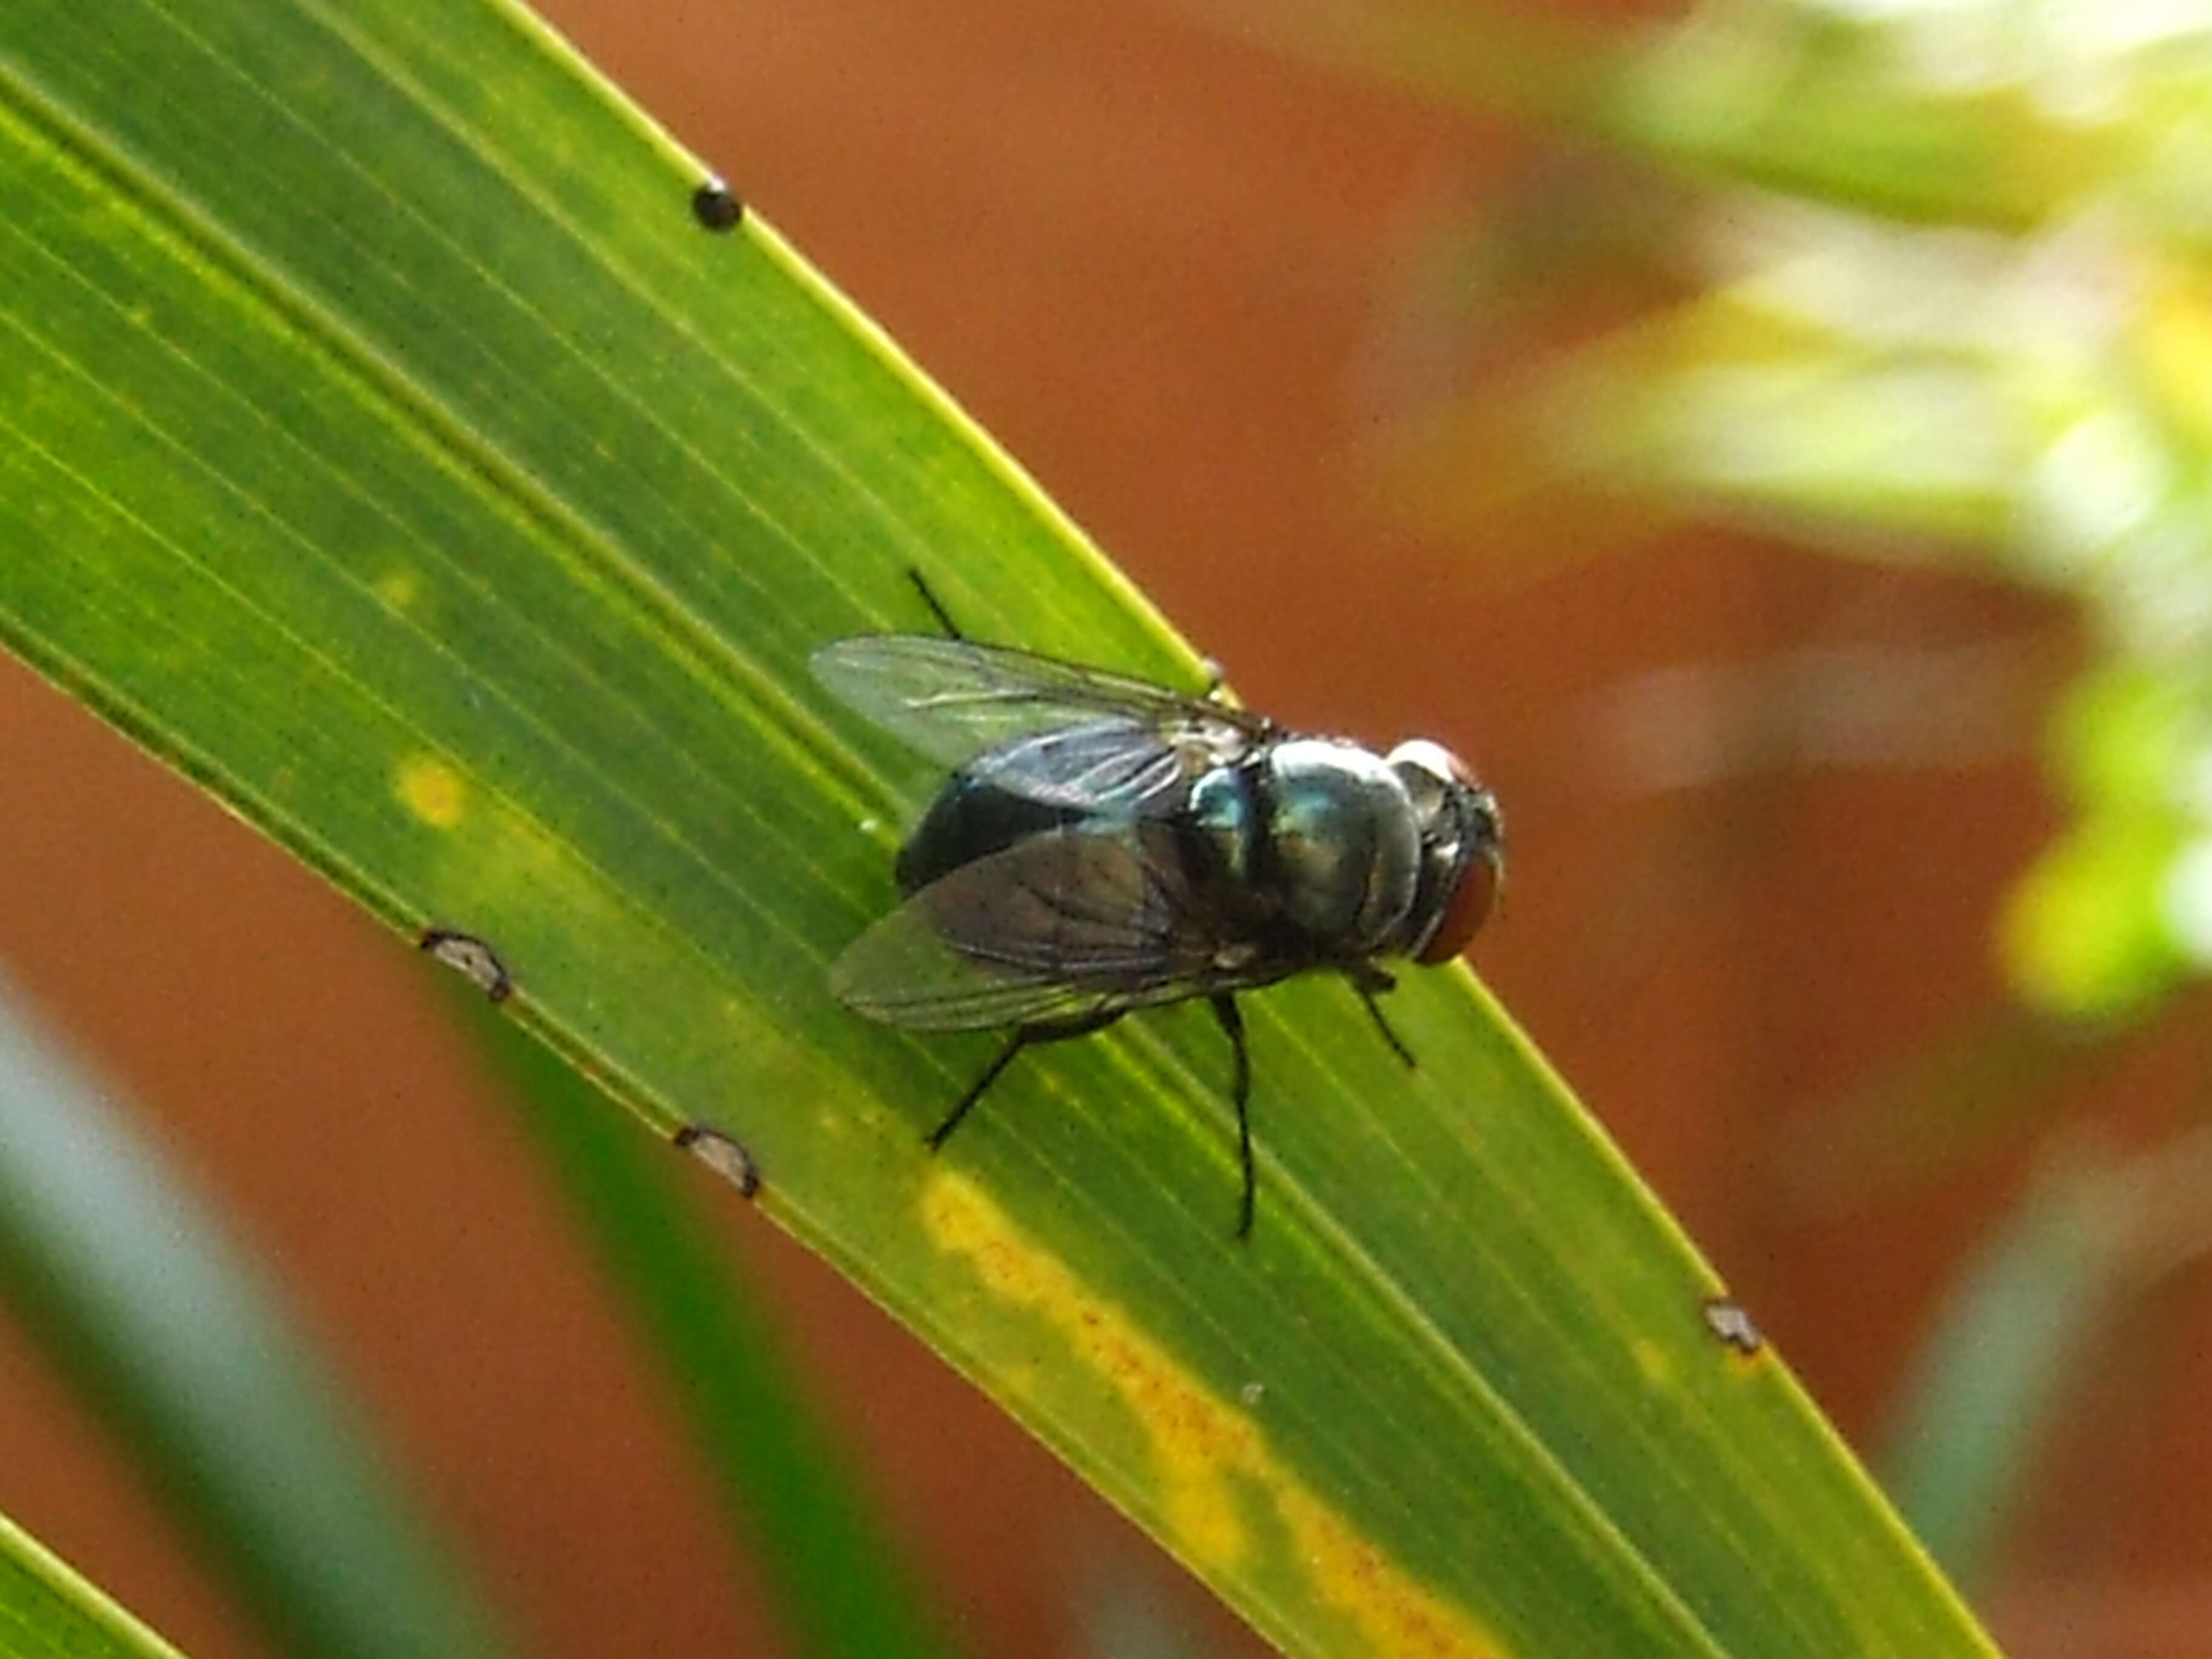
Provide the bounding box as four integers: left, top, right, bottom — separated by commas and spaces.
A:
907, 568, 966, 640
926, 1030, 1029, 1150
927, 1010, 1121, 1151
1349, 967, 1416, 1069
1209, 994, 1256, 1240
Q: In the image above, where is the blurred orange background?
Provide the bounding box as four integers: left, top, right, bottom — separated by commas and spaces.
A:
2, 1, 2206, 1657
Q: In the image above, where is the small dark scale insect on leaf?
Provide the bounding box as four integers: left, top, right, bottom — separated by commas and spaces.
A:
690, 176, 744, 231
813, 579, 1503, 1238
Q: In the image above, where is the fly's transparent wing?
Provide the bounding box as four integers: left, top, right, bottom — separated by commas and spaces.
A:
830, 822, 1254, 1031
813, 635, 1265, 811
964, 718, 1183, 814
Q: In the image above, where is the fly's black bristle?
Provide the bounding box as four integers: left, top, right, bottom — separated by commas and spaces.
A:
691, 177, 744, 232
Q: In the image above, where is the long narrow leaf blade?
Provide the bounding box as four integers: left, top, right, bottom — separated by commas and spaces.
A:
0, 2, 2002, 1655
0, 974, 507, 1659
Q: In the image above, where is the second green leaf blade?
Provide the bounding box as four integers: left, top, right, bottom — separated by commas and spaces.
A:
0, 0, 2000, 1654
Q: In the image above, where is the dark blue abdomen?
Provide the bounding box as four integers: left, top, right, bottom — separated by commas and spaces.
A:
894, 772, 1096, 895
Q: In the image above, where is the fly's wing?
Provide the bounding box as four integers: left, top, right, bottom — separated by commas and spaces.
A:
813, 635, 1267, 813
830, 822, 1256, 1030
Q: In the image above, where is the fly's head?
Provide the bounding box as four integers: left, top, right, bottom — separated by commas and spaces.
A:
1386, 739, 1504, 965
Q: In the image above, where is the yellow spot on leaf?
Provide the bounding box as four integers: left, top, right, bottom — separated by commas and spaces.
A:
922, 1172, 1502, 1658
1632, 1338, 1674, 1387
1281, 1487, 1505, 1659
395, 756, 466, 828
374, 569, 419, 611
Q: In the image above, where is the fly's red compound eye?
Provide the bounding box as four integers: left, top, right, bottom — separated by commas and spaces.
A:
1416, 846, 1499, 964
1385, 739, 1504, 965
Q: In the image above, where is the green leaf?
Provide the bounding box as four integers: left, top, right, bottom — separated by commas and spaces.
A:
0, 1506, 190, 1659
1880, 1152, 2120, 1588
0, 1, 2002, 1655
0, 972, 507, 1659
2001, 808, 2192, 1017
1883, 1124, 2212, 1586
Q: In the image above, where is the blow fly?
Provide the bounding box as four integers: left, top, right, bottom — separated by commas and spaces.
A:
813, 619, 1503, 1238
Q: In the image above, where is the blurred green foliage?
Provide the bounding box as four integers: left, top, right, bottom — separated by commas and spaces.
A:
1332, 0, 2212, 1019
0, 973, 509, 1659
